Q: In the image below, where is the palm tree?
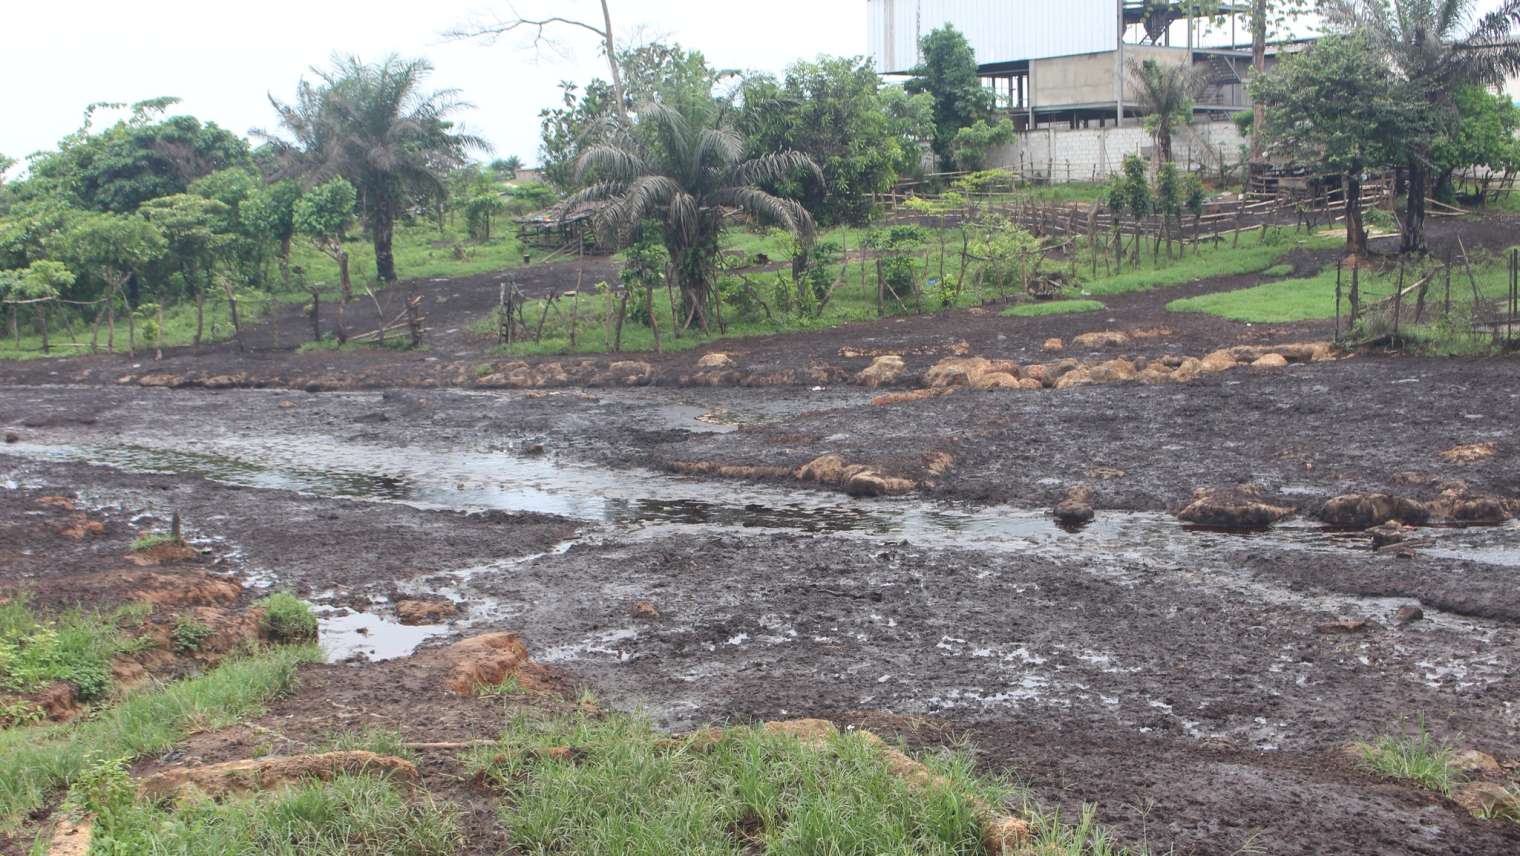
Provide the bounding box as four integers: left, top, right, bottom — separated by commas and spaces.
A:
1324, 0, 1520, 252
565, 103, 819, 331
263, 55, 487, 281
1128, 59, 1207, 164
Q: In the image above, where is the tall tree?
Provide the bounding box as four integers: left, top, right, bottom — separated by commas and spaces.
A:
1252, 32, 1420, 257
905, 26, 994, 169
566, 103, 818, 330
264, 55, 487, 282
1323, 0, 1520, 251
739, 57, 927, 225
1128, 59, 1207, 163
293, 177, 359, 342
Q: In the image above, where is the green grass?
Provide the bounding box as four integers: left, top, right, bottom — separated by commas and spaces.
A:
1354, 725, 1460, 797
1001, 299, 1105, 318
255, 593, 317, 643
77, 765, 458, 855
0, 598, 148, 706
287, 218, 532, 287
0, 644, 319, 832
1078, 228, 1333, 297
464, 710, 1142, 856
318, 727, 417, 762
1168, 244, 1520, 339
1261, 263, 1295, 277
128, 532, 180, 553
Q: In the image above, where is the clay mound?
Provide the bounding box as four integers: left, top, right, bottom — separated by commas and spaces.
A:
695, 352, 735, 369
1318, 494, 1430, 528
924, 357, 1022, 390
1428, 493, 1513, 525
36, 496, 77, 511
1072, 331, 1129, 349
128, 541, 199, 566
855, 355, 906, 389
872, 387, 958, 406
795, 454, 916, 496
395, 599, 459, 626
1053, 485, 1095, 526
1440, 442, 1497, 463
433, 632, 555, 695
1178, 486, 1294, 529
137, 751, 417, 802
57, 514, 107, 540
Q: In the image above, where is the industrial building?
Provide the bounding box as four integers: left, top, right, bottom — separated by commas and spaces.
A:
866, 0, 1265, 179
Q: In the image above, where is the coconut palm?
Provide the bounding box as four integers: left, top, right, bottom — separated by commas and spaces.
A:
565, 103, 820, 331
263, 54, 487, 281
1323, 0, 1520, 251
1128, 58, 1208, 164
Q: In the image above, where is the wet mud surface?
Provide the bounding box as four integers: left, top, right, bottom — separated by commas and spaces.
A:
4, 375, 1519, 854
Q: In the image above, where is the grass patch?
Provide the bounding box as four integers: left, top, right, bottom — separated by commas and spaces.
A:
0, 643, 319, 832
1167, 267, 1341, 322
128, 532, 180, 553
1079, 229, 1332, 297
255, 593, 317, 643
465, 710, 1143, 855
1261, 263, 1295, 276
1168, 244, 1520, 338
1354, 724, 1460, 797
1001, 299, 1105, 318
0, 598, 148, 704
288, 218, 531, 287
77, 762, 457, 855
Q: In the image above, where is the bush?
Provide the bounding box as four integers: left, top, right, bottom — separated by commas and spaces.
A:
0, 598, 127, 702
171, 616, 215, 653
255, 593, 317, 642
130, 532, 179, 552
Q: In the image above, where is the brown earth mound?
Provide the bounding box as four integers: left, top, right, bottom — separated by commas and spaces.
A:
1178, 486, 1295, 529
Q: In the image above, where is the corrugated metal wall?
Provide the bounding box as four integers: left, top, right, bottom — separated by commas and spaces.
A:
867, 0, 1120, 74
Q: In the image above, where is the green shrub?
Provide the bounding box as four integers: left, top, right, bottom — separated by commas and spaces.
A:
129, 532, 180, 552
171, 616, 215, 653
255, 593, 317, 642
0, 598, 126, 702
1355, 722, 1459, 796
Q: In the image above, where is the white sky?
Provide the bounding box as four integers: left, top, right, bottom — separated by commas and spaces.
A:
3, 0, 863, 171
5, 1, 1515, 177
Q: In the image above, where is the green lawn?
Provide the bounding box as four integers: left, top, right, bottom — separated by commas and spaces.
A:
1001, 299, 1105, 318
1168, 246, 1518, 332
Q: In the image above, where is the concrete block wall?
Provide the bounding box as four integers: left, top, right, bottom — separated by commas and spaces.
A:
985, 121, 1249, 183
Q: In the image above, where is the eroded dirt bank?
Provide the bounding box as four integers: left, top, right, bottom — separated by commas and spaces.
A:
3, 375, 1519, 855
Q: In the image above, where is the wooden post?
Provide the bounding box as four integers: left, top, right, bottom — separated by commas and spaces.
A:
1349, 263, 1360, 328
612, 289, 629, 352
1392, 261, 1403, 344
1334, 260, 1342, 341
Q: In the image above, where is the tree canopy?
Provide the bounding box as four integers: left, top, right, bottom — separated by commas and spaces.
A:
905, 26, 994, 169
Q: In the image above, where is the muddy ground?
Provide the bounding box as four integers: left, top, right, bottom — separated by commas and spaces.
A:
3, 378, 1519, 855
3, 213, 1520, 855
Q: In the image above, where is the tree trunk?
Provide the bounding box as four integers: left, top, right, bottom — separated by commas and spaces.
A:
278, 236, 293, 290
647, 285, 661, 353
1344, 171, 1368, 259
1403, 155, 1427, 254
1249, 0, 1267, 163
599, 0, 628, 119
194, 291, 205, 351
155, 302, 165, 360
36, 305, 48, 354
373, 207, 397, 283
336, 248, 351, 344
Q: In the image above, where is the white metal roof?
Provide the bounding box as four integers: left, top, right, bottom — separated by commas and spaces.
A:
867, 0, 1122, 74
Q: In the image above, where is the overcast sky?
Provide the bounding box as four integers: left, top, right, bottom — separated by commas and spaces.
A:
6, 1, 1516, 178
3, 0, 862, 172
